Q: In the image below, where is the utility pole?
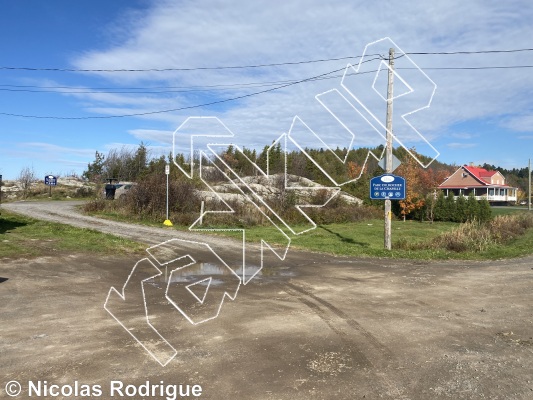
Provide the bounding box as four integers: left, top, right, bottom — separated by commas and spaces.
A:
384, 48, 394, 250
527, 158, 531, 211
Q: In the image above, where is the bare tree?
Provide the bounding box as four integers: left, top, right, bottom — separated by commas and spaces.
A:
18, 166, 36, 199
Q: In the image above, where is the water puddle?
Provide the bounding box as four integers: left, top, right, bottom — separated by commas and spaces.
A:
146, 262, 293, 288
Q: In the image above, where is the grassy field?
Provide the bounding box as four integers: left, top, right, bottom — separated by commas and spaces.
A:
203, 218, 533, 260
0, 210, 144, 259
82, 206, 533, 260
491, 206, 530, 216
205, 219, 455, 259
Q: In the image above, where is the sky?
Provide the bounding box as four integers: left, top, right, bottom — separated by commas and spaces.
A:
0, 0, 532, 180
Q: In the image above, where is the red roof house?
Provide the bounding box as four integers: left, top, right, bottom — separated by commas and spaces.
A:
438, 164, 517, 203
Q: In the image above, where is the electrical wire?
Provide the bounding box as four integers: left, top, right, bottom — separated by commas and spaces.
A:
0, 48, 531, 73
1, 64, 531, 95
0, 47, 532, 120
0, 55, 376, 73
0, 57, 383, 119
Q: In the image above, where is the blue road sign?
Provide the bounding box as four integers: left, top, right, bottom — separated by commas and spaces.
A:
44, 175, 57, 186
370, 174, 406, 200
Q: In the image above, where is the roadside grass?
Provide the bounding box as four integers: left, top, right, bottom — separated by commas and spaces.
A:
206, 219, 466, 259
0, 210, 144, 259
207, 216, 533, 259
491, 207, 529, 216
84, 206, 533, 260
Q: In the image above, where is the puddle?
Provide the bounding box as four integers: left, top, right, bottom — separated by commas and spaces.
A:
146, 262, 294, 287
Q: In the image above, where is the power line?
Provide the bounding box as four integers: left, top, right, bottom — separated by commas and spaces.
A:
1, 47, 532, 120
408, 48, 533, 55
0, 55, 374, 73
1, 60, 531, 119
0, 58, 384, 119
0, 48, 531, 73
1, 64, 531, 94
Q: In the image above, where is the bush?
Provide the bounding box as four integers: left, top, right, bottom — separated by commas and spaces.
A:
430, 213, 533, 252
123, 174, 200, 219
83, 199, 107, 212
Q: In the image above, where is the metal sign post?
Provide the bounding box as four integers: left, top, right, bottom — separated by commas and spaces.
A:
163, 164, 173, 226
527, 158, 531, 211
44, 175, 57, 197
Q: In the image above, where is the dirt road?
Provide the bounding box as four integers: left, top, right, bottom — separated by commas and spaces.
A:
2, 200, 243, 250
1, 201, 533, 399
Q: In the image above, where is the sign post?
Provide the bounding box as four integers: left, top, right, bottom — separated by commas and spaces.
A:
44, 175, 57, 197
163, 164, 173, 226
370, 173, 405, 249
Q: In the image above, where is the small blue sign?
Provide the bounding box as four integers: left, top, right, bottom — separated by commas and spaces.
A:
370, 174, 406, 200
44, 175, 57, 186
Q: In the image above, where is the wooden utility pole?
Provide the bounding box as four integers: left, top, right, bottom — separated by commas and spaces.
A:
384, 48, 394, 250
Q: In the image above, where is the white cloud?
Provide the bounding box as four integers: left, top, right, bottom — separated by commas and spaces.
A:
63, 0, 533, 158
21, 142, 96, 157
446, 142, 477, 149
500, 115, 533, 132
128, 129, 174, 144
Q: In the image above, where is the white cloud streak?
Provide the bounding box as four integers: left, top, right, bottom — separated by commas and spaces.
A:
64, 0, 533, 151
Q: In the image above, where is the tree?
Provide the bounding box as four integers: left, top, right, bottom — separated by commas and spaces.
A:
83, 151, 105, 182
465, 192, 479, 221
18, 166, 36, 199
128, 142, 149, 180
444, 191, 456, 222
397, 150, 425, 220
454, 194, 467, 223
422, 191, 438, 222
478, 198, 492, 222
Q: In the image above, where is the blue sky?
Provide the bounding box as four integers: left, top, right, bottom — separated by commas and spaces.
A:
1, 0, 532, 179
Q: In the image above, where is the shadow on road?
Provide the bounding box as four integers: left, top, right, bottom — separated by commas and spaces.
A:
0, 277, 8, 283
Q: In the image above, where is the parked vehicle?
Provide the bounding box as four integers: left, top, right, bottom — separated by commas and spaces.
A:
103, 180, 137, 200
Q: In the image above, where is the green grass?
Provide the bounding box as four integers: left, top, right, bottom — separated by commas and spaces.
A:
206, 219, 466, 259
193, 217, 533, 260
490, 206, 530, 216
84, 208, 533, 260
0, 210, 145, 259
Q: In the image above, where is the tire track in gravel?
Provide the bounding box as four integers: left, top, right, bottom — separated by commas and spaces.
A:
283, 282, 409, 399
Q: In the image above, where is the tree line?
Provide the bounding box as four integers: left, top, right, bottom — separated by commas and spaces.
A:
81, 142, 505, 222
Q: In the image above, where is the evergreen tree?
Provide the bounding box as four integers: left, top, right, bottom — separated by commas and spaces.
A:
433, 191, 446, 221
455, 194, 467, 223
466, 192, 480, 221
83, 151, 105, 182
444, 191, 456, 222
478, 199, 492, 222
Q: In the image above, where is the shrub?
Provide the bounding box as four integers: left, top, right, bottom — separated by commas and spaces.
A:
430, 213, 533, 252
83, 199, 107, 212
123, 174, 200, 219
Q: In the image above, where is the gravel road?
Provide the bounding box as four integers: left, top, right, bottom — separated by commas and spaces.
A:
2, 200, 533, 399
2, 200, 243, 250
